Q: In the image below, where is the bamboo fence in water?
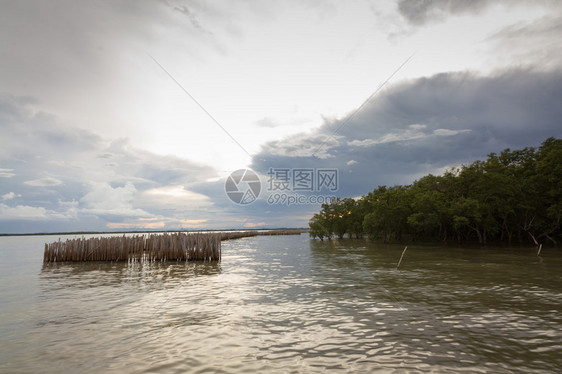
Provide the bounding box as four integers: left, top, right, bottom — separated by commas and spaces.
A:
43, 229, 307, 263
44, 232, 222, 263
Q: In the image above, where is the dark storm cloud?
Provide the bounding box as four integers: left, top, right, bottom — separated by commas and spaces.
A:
251, 68, 562, 198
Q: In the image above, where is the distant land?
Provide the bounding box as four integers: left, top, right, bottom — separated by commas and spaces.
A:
0, 228, 309, 237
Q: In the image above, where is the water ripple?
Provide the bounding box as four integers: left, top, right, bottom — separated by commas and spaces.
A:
0, 235, 561, 373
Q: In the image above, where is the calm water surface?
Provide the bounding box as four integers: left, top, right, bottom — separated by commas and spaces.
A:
0, 234, 561, 373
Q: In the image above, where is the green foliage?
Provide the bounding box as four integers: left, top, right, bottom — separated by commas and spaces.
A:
309, 213, 331, 240
309, 137, 562, 245
362, 186, 412, 242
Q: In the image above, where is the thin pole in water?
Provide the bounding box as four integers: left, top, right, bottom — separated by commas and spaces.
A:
537, 243, 542, 256
397, 246, 408, 270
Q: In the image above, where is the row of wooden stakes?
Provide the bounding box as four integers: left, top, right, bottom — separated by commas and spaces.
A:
43, 229, 307, 263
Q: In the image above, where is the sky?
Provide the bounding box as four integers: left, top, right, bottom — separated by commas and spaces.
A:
1, 0, 562, 233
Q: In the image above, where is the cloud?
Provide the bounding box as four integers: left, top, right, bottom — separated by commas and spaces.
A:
258, 133, 342, 159
137, 185, 213, 211
255, 117, 283, 128
1, 192, 19, 201
178, 218, 208, 226
433, 128, 471, 136
107, 220, 166, 230
242, 221, 268, 228
409, 124, 426, 130
145, 185, 207, 199
397, 0, 491, 25
347, 125, 471, 147
106, 217, 209, 230
0, 204, 48, 220
396, 0, 560, 25
24, 177, 63, 187
251, 68, 562, 198
0, 168, 15, 178
2, 2, 562, 232
172, 4, 204, 31
0, 198, 78, 222
0, 94, 223, 232
79, 182, 150, 218
487, 15, 562, 69
51, 200, 79, 220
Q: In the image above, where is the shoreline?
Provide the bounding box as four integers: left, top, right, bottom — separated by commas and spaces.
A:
0, 227, 309, 237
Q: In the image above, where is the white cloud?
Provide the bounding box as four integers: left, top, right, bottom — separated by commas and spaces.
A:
105, 217, 210, 230
24, 177, 63, 187
145, 185, 203, 199
242, 221, 268, 228
0, 204, 47, 220
255, 117, 282, 128
0, 168, 15, 178
433, 129, 471, 136
346, 160, 358, 166
0, 197, 80, 222
80, 182, 150, 217
347, 138, 377, 147
348, 129, 426, 147
409, 124, 427, 130
349, 127, 472, 147
145, 185, 211, 200
50, 200, 79, 220
1, 192, 19, 200
138, 185, 212, 210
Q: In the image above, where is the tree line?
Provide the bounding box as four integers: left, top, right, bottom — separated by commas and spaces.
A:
309, 137, 562, 246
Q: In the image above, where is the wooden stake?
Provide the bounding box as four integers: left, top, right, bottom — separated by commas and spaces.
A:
537, 243, 542, 256
397, 246, 408, 269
